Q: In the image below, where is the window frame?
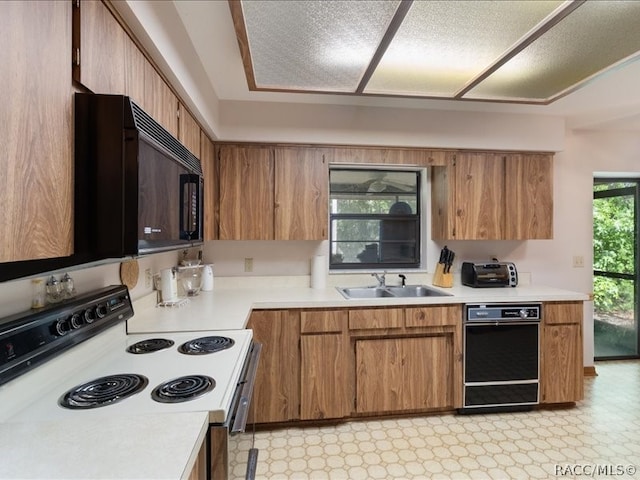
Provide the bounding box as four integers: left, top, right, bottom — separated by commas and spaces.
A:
329, 166, 424, 271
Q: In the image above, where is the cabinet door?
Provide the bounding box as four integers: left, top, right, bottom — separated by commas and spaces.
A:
178, 103, 201, 158
301, 334, 350, 420
73, 0, 125, 94
454, 152, 505, 239
540, 302, 584, 403
1, 1, 73, 262
274, 148, 328, 240
144, 61, 178, 137
200, 134, 217, 240
124, 35, 146, 108
355, 336, 453, 413
247, 310, 300, 424
218, 145, 274, 240
430, 153, 457, 240
505, 154, 553, 239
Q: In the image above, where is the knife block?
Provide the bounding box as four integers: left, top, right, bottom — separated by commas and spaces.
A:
432, 263, 453, 288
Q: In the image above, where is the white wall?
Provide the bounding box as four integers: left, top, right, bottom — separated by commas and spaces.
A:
218, 100, 565, 152
0, 251, 180, 319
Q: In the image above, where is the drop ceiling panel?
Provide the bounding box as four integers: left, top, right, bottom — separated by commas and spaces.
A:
364, 0, 563, 97
466, 0, 640, 101
233, 0, 640, 104
241, 0, 400, 92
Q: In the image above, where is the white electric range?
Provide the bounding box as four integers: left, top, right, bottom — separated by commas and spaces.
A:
0, 285, 260, 480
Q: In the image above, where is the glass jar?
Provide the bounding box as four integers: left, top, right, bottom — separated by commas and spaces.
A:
31, 278, 46, 309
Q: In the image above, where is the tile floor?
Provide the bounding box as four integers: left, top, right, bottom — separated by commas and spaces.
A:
233, 361, 640, 479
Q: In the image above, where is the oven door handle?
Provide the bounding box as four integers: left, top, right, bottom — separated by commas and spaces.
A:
231, 342, 262, 434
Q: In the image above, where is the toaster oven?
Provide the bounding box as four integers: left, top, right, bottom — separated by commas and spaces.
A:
461, 262, 518, 288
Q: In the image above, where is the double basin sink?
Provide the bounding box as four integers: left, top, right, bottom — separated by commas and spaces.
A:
337, 284, 451, 299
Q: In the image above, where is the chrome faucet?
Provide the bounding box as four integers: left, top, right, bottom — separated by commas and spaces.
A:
372, 272, 387, 287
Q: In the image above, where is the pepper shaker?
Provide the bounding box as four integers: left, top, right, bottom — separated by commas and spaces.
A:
61, 273, 76, 299
45, 276, 63, 304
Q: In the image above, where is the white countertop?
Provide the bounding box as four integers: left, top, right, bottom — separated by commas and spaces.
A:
0, 411, 208, 480
127, 279, 589, 334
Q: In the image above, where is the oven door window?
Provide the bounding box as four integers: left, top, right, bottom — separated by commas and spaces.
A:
465, 323, 539, 383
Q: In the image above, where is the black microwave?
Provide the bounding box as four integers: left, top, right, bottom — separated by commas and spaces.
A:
74, 93, 204, 258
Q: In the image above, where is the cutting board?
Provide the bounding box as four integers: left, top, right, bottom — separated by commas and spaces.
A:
119, 259, 139, 290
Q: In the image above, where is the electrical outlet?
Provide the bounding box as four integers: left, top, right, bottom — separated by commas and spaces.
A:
244, 258, 253, 273
145, 268, 152, 288
572, 255, 585, 268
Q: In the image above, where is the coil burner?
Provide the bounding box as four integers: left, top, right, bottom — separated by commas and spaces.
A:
178, 336, 235, 355
59, 374, 149, 409
151, 375, 216, 403
126, 338, 175, 354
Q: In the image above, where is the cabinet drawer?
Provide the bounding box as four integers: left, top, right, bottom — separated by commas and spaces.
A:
348, 308, 403, 331
405, 305, 460, 328
300, 310, 346, 334
544, 302, 583, 325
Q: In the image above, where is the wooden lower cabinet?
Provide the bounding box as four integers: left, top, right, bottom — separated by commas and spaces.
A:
355, 335, 454, 414
540, 302, 584, 404
300, 309, 350, 420
300, 334, 350, 420
247, 310, 300, 424
188, 437, 207, 480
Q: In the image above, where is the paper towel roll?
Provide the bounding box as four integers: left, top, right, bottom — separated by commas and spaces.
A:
310, 255, 326, 289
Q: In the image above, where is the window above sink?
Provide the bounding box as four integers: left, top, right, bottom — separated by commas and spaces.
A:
329, 168, 423, 271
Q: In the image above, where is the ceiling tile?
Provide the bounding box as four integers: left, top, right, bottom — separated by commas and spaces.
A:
241, 0, 400, 92
465, 0, 640, 101
364, 0, 563, 97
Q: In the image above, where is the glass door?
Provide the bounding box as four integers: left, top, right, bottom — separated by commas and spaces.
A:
593, 180, 639, 359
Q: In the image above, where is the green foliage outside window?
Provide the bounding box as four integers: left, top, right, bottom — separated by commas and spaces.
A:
593, 182, 635, 314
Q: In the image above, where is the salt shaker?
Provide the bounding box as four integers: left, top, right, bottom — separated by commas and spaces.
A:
45, 276, 63, 304
61, 273, 76, 299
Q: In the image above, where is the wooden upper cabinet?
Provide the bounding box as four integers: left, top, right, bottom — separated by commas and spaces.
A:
73, 0, 125, 94
454, 152, 505, 240
178, 103, 201, 158
274, 148, 328, 240
144, 61, 178, 137
1, 1, 73, 262
432, 151, 553, 240
200, 134, 217, 241
218, 145, 274, 240
505, 154, 553, 239
123, 34, 147, 109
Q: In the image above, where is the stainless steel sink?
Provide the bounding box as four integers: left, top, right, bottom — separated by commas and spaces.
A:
386, 285, 451, 297
337, 285, 451, 299
337, 287, 396, 299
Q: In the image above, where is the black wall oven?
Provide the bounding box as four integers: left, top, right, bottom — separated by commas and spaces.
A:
462, 303, 541, 412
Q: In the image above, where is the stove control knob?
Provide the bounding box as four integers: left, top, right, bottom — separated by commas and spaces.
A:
70, 313, 84, 330
96, 303, 108, 319
519, 308, 529, 319
84, 308, 96, 324
52, 318, 70, 336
